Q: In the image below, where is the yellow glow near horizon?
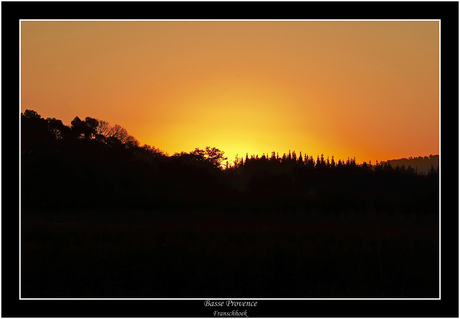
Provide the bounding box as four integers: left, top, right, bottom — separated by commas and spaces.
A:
21, 20, 439, 164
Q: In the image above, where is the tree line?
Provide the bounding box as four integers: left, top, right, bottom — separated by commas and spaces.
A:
21, 110, 439, 218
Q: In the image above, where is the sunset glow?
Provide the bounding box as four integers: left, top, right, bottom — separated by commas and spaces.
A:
20, 20, 439, 163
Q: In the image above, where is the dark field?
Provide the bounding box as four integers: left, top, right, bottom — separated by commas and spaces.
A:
21, 210, 439, 298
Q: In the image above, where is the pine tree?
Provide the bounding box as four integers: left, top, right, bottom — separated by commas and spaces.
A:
298, 151, 304, 165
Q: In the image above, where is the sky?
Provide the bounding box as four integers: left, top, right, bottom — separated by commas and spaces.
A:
20, 20, 439, 164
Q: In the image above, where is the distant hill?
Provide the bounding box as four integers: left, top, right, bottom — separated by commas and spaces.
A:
385, 154, 439, 174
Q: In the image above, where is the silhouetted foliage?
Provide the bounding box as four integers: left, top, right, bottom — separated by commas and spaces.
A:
21, 109, 439, 218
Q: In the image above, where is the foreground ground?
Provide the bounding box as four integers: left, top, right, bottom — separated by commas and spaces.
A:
21, 209, 439, 298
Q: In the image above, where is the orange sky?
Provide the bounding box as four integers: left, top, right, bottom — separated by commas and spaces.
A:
20, 20, 439, 164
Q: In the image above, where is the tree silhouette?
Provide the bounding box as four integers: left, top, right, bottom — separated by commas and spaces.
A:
46, 117, 69, 140
201, 147, 227, 169
70, 116, 87, 139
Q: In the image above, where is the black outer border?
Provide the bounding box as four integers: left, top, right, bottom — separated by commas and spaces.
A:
3, 1, 458, 317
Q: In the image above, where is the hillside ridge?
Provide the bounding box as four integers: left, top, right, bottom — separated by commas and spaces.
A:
385, 154, 439, 174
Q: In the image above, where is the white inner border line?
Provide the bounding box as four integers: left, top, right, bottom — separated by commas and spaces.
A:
19, 18, 442, 301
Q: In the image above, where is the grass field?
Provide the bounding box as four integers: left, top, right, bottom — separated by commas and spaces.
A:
21, 210, 439, 298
